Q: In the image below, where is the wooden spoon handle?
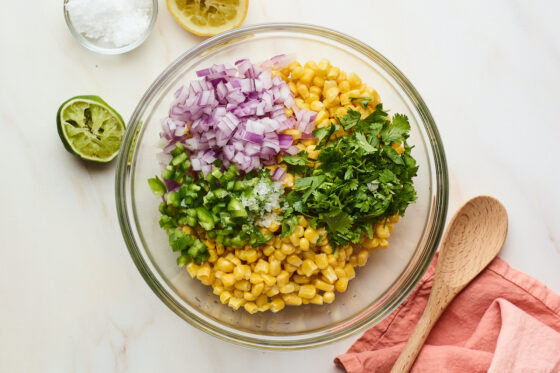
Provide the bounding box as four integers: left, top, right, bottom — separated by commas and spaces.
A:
390, 292, 452, 373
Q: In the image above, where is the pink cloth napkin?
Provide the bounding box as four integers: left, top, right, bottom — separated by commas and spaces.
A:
334, 255, 560, 373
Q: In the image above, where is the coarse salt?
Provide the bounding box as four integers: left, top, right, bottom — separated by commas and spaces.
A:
66, 0, 152, 48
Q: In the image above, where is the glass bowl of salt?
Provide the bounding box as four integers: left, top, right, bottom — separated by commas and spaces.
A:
64, 0, 158, 54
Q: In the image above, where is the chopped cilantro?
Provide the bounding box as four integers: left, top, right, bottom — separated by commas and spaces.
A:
349, 96, 372, 109
282, 104, 418, 247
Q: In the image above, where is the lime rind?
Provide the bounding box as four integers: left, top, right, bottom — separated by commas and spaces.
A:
57, 95, 125, 163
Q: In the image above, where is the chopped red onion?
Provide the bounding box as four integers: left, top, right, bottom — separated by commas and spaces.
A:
159, 56, 316, 175
271, 167, 286, 181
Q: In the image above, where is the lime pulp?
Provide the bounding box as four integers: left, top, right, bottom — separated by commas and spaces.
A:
57, 95, 125, 163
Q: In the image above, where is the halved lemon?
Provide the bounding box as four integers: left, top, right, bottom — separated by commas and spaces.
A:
167, 0, 249, 36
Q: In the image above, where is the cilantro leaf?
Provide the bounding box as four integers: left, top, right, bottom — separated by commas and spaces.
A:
355, 132, 378, 154
349, 96, 372, 109
280, 215, 298, 238
282, 155, 308, 166
313, 124, 337, 150
383, 145, 405, 165
338, 109, 361, 131
322, 211, 353, 235
380, 113, 410, 143
295, 175, 325, 191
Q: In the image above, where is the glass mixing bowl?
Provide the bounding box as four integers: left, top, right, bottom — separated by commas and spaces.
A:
116, 23, 448, 349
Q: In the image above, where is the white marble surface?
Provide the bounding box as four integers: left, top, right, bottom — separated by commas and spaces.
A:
1, 1, 560, 372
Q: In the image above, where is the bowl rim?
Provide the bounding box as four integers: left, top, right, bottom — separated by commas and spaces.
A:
115, 22, 449, 350
63, 0, 158, 55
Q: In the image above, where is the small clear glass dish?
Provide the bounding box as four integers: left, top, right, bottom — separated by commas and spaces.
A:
63, 0, 158, 55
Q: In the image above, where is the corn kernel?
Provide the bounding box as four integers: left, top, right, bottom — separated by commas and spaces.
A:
291, 66, 304, 79
334, 106, 347, 118
222, 273, 235, 288
317, 59, 330, 75
301, 259, 318, 277
334, 267, 346, 278
325, 87, 340, 101
300, 68, 315, 84
196, 265, 212, 281
277, 271, 290, 287
269, 258, 282, 276
253, 294, 266, 308
251, 282, 265, 297
314, 279, 334, 292
234, 280, 250, 292
344, 263, 356, 279
321, 266, 338, 284
219, 291, 232, 304
335, 277, 349, 293
244, 292, 256, 301
262, 245, 274, 257
212, 285, 224, 296
261, 273, 276, 287
323, 291, 335, 304
323, 80, 337, 93
287, 81, 297, 94
321, 244, 333, 254
348, 72, 362, 88
314, 253, 328, 269
339, 80, 351, 93
280, 283, 296, 294
254, 259, 269, 274
296, 83, 310, 99
228, 297, 245, 310
315, 110, 328, 123
390, 215, 400, 223
282, 293, 303, 306
245, 249, 258, 264
304, 60, 318, 70
362, 237, 379, 250
283, 173, 294, 188
268, 221, 280, 233
312, 75, 325, 88
357, 250, 369, 267
324, 96, 340, 109
249, 272, 263, 284
293, 274, 311, 284
380, 238, 389, 248
326, 66, 340, 80
376, 224, 390, 239
299, 237, 310, 251
336, 71, 347, 83
215, 258, 234, 273
310, 294, 324, 305
270, 297, 285, 312
284, 263, 298, 273
266, 286, 280, 297
287, 255, 303, 267
309, 86, 322, 96
287, 60, 301, 71
186, 262, 199, 278
244, 302, 258, 314
259, 303, 271, 312
273, 250, 286, 261
303, 227, 318, 244
233, 289, 243, 298
289, 234, 300, 247
298, 284, 316, 299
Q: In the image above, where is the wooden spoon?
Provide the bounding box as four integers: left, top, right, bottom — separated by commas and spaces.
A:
390, 196, 508, 373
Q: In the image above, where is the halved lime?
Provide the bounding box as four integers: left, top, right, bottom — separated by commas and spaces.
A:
57, 95, 125, 163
